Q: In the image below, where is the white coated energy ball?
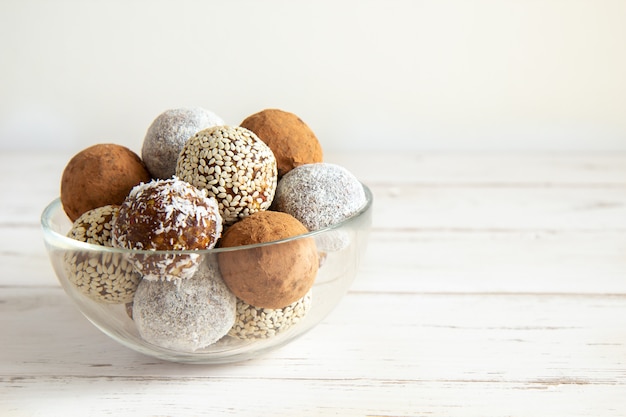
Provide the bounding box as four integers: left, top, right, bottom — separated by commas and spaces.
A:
132, 259, 236, 352
141, 107, 224, 179
272, 163, 366, 251
273, 163, 366, 230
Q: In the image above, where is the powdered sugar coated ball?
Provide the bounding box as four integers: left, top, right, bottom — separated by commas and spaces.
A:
142, 107, 224, 179
273, 163, 366, 252
273, 163, 366, 231
176, 125, 278, 226
132, 259, 236, 352
112, 178, 223, 281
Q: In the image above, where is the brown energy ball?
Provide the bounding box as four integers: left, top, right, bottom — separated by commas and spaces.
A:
218, 211, 318, 309
240, 109, 323, 178
112, 178, 223, 281
176, 125, 278, 226
61, 143, 151, 222
64, 205, 140, 304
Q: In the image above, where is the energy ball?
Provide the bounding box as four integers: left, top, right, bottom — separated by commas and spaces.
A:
142, 107, 224, 179
112, 178, 223, 281
66, 204, 119, 246
176, 125, 278, 226
240, 109, 323, 178
64, 205, 140, 304
61, 143, 151, 222
132, 259, 236, 352
218, 211, 318, 309
273, 163, 366, 231
228, 291, 312, 340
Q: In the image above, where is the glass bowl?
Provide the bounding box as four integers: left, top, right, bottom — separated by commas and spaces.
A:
41, 185, 372, 364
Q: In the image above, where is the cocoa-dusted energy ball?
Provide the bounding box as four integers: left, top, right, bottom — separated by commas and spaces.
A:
142, 107, 224, 179
133, 259, 236, 352
112, 178, 223, 281
176, 125, 278, 226
61, 143, 151, 222
240, 109, 323, 178
228, 291, 312, 340
64, 205, 140, 304
218, 210, 318, 309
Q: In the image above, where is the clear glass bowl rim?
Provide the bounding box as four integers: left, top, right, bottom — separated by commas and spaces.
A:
41, 184, 373, 254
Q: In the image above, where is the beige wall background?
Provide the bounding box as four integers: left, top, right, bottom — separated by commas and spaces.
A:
1, 0, 625, 153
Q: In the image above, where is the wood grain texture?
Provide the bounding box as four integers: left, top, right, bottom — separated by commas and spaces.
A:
2, 288, 625, 416
1, 152, 625, 416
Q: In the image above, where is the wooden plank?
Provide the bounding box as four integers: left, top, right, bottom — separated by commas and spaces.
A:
3, 152, 626, 227
326, 151, 626, 185
2, 287, 625, 381
9, 177, 626, 235
0, 152, 66, 224
19, 172, 626, 236
2, 376, 625, 417
9, 223, 626, 294
368, 184, 626, 231
356, 230, 626, 294
29, 184, 626, 231
4, 152, 626, 189
1, 288, 625, 416
1, 226, 58, 287
9, 226, 626, 293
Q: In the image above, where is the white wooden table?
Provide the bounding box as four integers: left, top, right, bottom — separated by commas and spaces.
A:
1, 151, 625, 416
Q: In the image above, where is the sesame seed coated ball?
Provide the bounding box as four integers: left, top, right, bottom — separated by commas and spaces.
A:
64, 205, 140, 304
141, 107, 224, 179
175, 125, 278, 226
132, 259, 236, 352
112, 178, 223, 281
67, 204, 119, 246
228, 291, 312, 340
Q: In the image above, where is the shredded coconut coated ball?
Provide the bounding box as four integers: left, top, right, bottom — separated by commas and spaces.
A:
273, 163, 366, 231
272, 163, 366, 252
132, 259, 236, 352
112, 178, 223, 281
176, 125, 278, 226
141, 107, 224, 179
